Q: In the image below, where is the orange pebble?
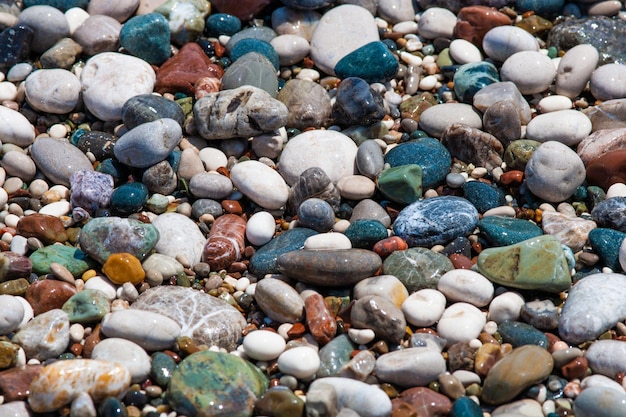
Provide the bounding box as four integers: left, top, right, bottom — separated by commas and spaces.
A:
102, 253, 145, 285
499, 170, 524, 186
372, 236, 409, 258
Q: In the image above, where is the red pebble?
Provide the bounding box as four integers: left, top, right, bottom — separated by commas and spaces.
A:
372, 236, 408, 258
449, 253, 474, 269
305, 293, 337, 345
202, 214, 246, 271
222, 200, 243, 215
0, 364, 44, 402
16, 213, 69, 244
25, 279, 77, 316
499, 170, 524, 186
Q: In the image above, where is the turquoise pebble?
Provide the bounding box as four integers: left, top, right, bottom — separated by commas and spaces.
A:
498, 321, 549, 349
206, 13, 241, 37
343, 219, 388, 249
383, 247, 454, 292
98, 397, 128, 417
29, 245, 96, 277
477, 216, 543, 247
230, 38, 279, 70
384, 138, 451, 189
453, 61, 500, 104
151, 352, 178, 387
335, 41, 399, 84
119, 13, 171, 65
249, 228, 318, 276
588, 228, 626, 272
451, 396, 483, 417
463, 181, 507, 214
62, 289, 110, 324
109, 182, 149, 216
516, 0, 565, 16
317, 334, 354, 377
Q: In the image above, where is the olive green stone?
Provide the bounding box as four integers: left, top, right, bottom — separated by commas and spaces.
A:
0, 278, 30, 295
477, 235, 571, 294
254, 387, 305, 417
62, 289, 111, 324
29, 245, 96, 277
342, 122, 389, 145
0, 341, 19, 369
436, 48, 453, 67
382, 247, 454, 293
167, 350, 268, 417
399, 92, 436, 122
503, 140, 541, 171
376, 164, 423, 205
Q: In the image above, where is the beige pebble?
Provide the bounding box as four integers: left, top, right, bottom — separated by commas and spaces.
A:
50, 262, 75, 284
607, 183, 626, 198
483, 206, 516, 217
3, 177, 23, 194
336, 175, 376, 200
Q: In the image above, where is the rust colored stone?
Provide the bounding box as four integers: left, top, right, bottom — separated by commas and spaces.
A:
372, 236, 409, 258
16, 213, 69, 244
287, 322, 306, 338
202, 214, 246, 271
222, 200, 243, 215
454, 6, 512, 47
155, 42, 224, 96
397, 387, 452, 417
499, 170, 524, 186
25, 279, 77, 316
586, 149, 626, 191
561, 356, 588, 380
0, 364, 44, 402
82, 323, 102, 359
305, 293, 337, 345
449, 253, 474, 269
391, 399, 418, 417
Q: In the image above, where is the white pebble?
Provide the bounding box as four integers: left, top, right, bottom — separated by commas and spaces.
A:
590, 63, 626, 101
243, 330, 287, 361
417, 7, 456, 39
419, 75, 439, 90
9, 235, 28, 255
488, 291, 525, 323
48, 124, 68, 138
304, 232, 352, 250
393, 21, 418, 34
91, 337, 151, 383
536, 95, 573, 113
482, 26, 539, 62
0, 81, 17, 101
607, 183, 626, 199
401, 289, 446, 327
0, 294, 25, 335
84, 275, 117, 301
39, 200, 71, 217
449, 39, 483, 64
437, 302, 486, 346
296, 68, 320, 82
556, 44, 599, 98
525, 109, 591, 147
245, 211, 276, 246
65, 7, 90, 35
348, 328, 376, 345
437, 269, 494, 307
483, 206, 516, 217
198, 147, 227, 171
69, 323, 85, 342
3, 214, 19, 228
277, 346, 320, 379
400, 51, 422, 66
501, 51, 557, 95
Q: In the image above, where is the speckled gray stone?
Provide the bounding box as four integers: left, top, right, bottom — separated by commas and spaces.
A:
31, 137, 94, 187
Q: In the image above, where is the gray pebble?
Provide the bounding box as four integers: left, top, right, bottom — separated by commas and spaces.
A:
72, 15, 122, 56
483, 100, 522, 148
277, 79, 331, 129
31, 137, 94, 187
356, 140, 384, 179
114, 118, 182, 168
18, 5, 69, 54
188, 172, 233, 200
142, 161, 178, 195
349, 198, 391, 227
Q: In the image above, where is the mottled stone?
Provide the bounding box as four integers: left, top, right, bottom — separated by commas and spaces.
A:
397, 387, 452, 417
305, 293, 337, 345
0, 25, 33, 71
541, 211, 597, 252
442, 123, 503, 171
221, 52, 278, 97
122, 93, 184, 130
477, 235, 571, 293
119, 13, 170, 64
155, 42, 223, 95
132, 285, 246, 350
202, 214, 246, 271
254, 387, 305, 417
29, 245, 95, 277
453, 61, 500, 104
351, 295, 405, 343
463, 181, 506, 214
276, 79, 331, 129
69, 170, 114, 214
70, 130, 116, 162
316, 333, 353, 377
62, 289, 110, 324
287, 167, 341, 214
277, 249, 382, 286
11, 309, 69, 361
503, 139, 541, 171
343, 219, 388, 249
383, 247, 454, 293
589, 228, 625, 272
591, 197, 626, 232
520, 299, 559, 330
332, 77, 385, 127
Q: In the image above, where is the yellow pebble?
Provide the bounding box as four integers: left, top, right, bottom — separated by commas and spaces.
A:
82, 269, 97, 281
102, 253, 145, 285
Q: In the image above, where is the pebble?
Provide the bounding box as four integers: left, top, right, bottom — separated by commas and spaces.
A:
254, 277, 304, 323
521, 299, 559, 331
384, 137, 451, 189
525, 109, 592, 147
541, 211, 597, 252
303, 232, 352, 250
307, 377, 392, 417
24, 68, 81, 114
278, 346, 320, 378
449, 38, 483, 64
243, 329, 287, 361
375, 347, 447, 387
556, 43, 600, 98
437, 302, 486, 346
590, 63, 626, 101
101, 309, 181, 351
151, 212, 207, 266
437, 269, 494, 307
574, 386, 626, 417
401, 289, 447, 327
17, 5, 69, 54
351, 295, 406, 343
246, 211, 276, 246
72, 15, 122, 56
473, 81, 532, 124
419, 103, 483, 138
353, 274, 408, 309
500, 51, 556, 95
585, 339, 626, 378
0, 105, 35, 147
332, 77, 385, 126
482, 25, 539, 62
11, 308, 69, 361
0, 294, 24, 335
231, 160, 289, 210
91, 337, 151, 383
120, 13, 171, 65
276, 79, 331, 129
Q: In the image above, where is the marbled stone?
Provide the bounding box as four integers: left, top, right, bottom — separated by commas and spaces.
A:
453, 61, 500, 104
332, 77, 385, 127
277, 249, 382, 286
375, 348, 447, 387
383, 247, 454, 293
591, 197, 626, 232
132, 285, 246, 350
343, 219, 388, 249
29, 245, 95, 277
477, 235, 571, 293
441, 124, 504, 171
151, 212, 207, 266
249, 228, 317, 275
155, 42, 223, 95
541, 211, 597, 252
276, 79, 331, 129
463, 181, 506, 214
351, 295, 406, 343
316, 333, 353, 377
202, 214, 246, 271
11, 309, 69, 361
154, 0, 209, 45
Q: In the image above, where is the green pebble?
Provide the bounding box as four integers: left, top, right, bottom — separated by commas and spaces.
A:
383, 247, 454, 293
376, 164, 423, 205
29, 245, 96, 277
151, 351, 178, 387
62, 289, 110, 324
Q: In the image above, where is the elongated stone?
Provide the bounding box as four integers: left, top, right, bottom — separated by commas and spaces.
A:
16, 214, 68, 245
375, 348, 447, 387
254, 277, 304, 323
249, 228, 318, 276
202, 214, 246, 271
305, 293, 337, 345
478, 216, 543, 247
477, 235, 571, 294
276, 249, 382, 286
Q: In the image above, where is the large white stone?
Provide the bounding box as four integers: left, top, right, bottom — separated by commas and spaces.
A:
25, 69, 81, 114
437, 302, 486, 346
418, 103, 482, 138
101, 309, 181, 351
91, 337, 151, 383
590, 63, 626, 101
482, 25, 539, 62
437, 269, 494, 307
231, 160, 289, 210
0, 105, 35, 146
0, 294, 25, 335
501, 51, 557, 95
151, 212, 207, 266
243, 329, 286, 361
525, 109, 592, 147
402, 289, 446, 327
556, 44, 599, 98
375, 347, 446, 387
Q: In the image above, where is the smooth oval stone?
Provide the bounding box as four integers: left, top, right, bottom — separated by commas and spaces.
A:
231, 38, 279, 70
418, 6, 456, 39
307, 377, 391, 417
356, 139, 384, 179
437, 302, 486, 346
497, 321, 549, 349
132, 285, 246, 350
62, 289, 110, 324
309, 4, 379, 75
72, 14, 121, 56
115, 118, 181, 168
278, 346, 320, 379
586, 149, 626, 191
221, 52, 278, 97
449, 38, 483, 64
453, 61, 500, 104
24, 68, 80, 114
383, 247, 454, 292
525, 141, 586, 202
243, 329, 286, 361
18, 5, 69, 54
0, 294, 24, 335
122, 94, 184, 130
109, 182, 148, 215
297, 198, 336, 232
462, 181, 506, 214
270, 34, 310, 66
206, 12, 241, 36
101, 309, 181, 351
351, 295, 406, 343
0, 105, 35, 147
419, 103, 483, 138
559, 273, 626, 344
574, 386, 626, 417
304, 233, 352, 250
393, 196, 478, 247
473, 81, 532, 125
500, 50, 556, 95
556, 44, 600, 98
377, 164, 423, 205
91, 338, 151, 383
271, 6, 320, 40
254, 277, 304, 323
279, 129, 357, 185
28, 359, 131, 413
81, 52, 155, 121
481, 345, 553, 405
11, 309, 69, 361
482, 25, 539, 62
525, 109, 592, 147
437, 269, 494, 307
590, 63, 626, 101
350, 198, 392, 227
119, 13, 171, 65
225, 25, 277, 54
402, 289, 447, 327
79, 217, 159, 264
168, 350, 267, 417
31, 137, 93, 187
384, 137, 451, 189
335, 41, 398, 83
151, 212, 207, 266
245, 211, 276, 246
477, 235, 571, 293
29, 245, 95, 277
249, 228, 317, 275
254, 387, 305, 417
188, 172, 233, 200
375, 348, 446, 387
231, 160, 289, 210
586, 339, 626, 378
277, 249, 382, 286
25, 279, 75, 316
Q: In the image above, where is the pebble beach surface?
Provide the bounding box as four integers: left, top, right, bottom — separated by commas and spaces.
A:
4, 0, 626, 416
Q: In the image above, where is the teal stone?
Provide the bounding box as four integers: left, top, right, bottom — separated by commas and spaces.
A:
122, 94, 185, 130
516, 0, 564, 17
477, 216, 543, 247
230, 38, 279, 70
343, 219, 389, 249
109, 182, 149, 216
225, 26, 277, 55
334, 41, 399, 83
376, 164, 423, 205
98, 397, 128, 417
155, 0, 210, 45
119, 13, 171, 65
317, 334, 354, 377
221, 52, 279, 97
62, 289, 110, 324
451, 396, 483, 417
384, 138, 451, 189
463, 181, 507, 214
382, 247, 454, 293
254, 387, 305, 417
167, 350, 268, 417
29, 245, 96, 276
588, 228, 626, 272
206, 13, 241, 36
453, 61, 500, 104
23, 0, 88, 11
498, 321, 549, 349
249, 228, 318, 276
151, 351, 178, 387
79, 217, 159, 264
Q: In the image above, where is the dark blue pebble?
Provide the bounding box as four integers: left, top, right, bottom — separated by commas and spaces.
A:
331, 77, 385, 127
23, 0, 88, 11
297, 198, 336, 232
463, 181, 507, 214
122, 94, 185, 130
591, 196, 626, 232
109, 182, 149, 216
71, 129, 116, 161
0, 25, 33, 70
497, 320, 550, 349
384, 137, 451, 189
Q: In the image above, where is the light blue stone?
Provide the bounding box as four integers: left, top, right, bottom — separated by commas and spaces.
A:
335, 41, 399, 84
393, 196, 478, 247
119, 13, 171, 65
574, 386, 626, 417
230, 38, 279, 71
205, 13, 241, 37
317, 334, 354, 377
463, 181, 507, 214
384, 138, 451, 189
588, 228, 626, 272
249, 228, 318, 275
221, 52, 279, 97
453, 61, 500, 104
477, 216, 543, 247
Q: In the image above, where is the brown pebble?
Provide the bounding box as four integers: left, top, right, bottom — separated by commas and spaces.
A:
222, 200, 243, 215
0, 364, 43, 402
391, 399, 418, 417
397, 387, 452, 416
449, 253, 474, 269
82, 323, 102, 358
499, 170, 524, 186
287, 322, 306, 338
16, 213, 69, 244
25, 279, 77, 316
305, 293, 337, 345
561, 356, 588, 380
474, 343, 503, 378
